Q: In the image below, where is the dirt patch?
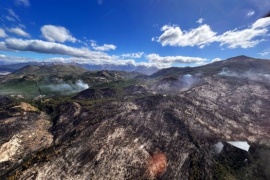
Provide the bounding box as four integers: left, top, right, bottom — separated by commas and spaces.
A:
146, 152, 167, 179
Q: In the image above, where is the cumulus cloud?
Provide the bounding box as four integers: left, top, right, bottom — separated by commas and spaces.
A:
91, 41, 116, 51
0, 38, 135, 66
252, 17, 270, 29
0, 42, 7, 51
0, 28, 8, 38
218, 28, 266, 48
7, 27, 30, 38
121, 52, 144, 58
41, 25, 77, 43
1, 38, 108, 58
6, 9, 20, 22
0, 49, 208, 69
14, 0, 30, 7
146, 53, 207, 67
196, 18, 205, 24
156, 24, 217, 48
155, 17, 270, 49
0, 51, 136, 67
218, 17, 270, 48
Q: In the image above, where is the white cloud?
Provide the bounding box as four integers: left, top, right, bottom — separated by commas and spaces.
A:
0, 42, 8, 51
45, 57, 136, 66
14, 0, 30, 7
41, 25, 77, 43
0, 37, 209, 69
211, 58, 222, 62
121, 52, 144, 59
7, 27, 30, 38
259, 49, 270, 56
252, 17, 270, 29
218, 28, 266, 48
146, 53, 207, 67
7, 9, 20, 22
155, 17, 270, 49
247, 10, 255, 17
196, 18, 205, 24
91, 41, 116, 51
136, 61, 166, 68
0, 38, 133, 66
1, 38, 107, 59
0, 28, 8, 38
156, 24, 217, 48
217, 17, 270, 48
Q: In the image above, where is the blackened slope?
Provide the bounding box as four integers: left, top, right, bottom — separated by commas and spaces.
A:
150, 67, 190, 78
14, 96, 212, 179
73, 87, 117, 100
1, 55, 270, 179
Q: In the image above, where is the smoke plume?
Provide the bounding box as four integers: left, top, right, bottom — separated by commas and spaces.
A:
44, 80, 89, 94
218, 68, 270, 81
151, 74, 200, 94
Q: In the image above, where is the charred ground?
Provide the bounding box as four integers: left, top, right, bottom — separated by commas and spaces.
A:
0, 56, 270, 179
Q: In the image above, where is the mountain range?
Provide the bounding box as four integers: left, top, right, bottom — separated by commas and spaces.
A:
0, 61, 158, 75
0, 55, 270, 179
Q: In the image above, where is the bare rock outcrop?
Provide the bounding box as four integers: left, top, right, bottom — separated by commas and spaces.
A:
0, 102, 53, 177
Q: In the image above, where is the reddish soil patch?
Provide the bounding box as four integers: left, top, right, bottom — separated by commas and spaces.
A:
146, 152, 167, 179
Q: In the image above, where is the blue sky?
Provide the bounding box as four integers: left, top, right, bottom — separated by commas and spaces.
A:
0, 0, 270, 68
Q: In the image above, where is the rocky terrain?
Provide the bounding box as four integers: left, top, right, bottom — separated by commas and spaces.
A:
0, 56, 270, 179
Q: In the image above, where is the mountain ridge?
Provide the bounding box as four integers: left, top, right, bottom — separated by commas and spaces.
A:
1, 55, 270, 77
0, 61, 159, 75
151, 55, 270, 78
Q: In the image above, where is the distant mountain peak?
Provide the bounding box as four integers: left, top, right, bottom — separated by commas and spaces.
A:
227, 55, 254, 61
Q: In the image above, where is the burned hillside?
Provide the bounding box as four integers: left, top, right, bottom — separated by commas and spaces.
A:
0, 56, 270, 179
